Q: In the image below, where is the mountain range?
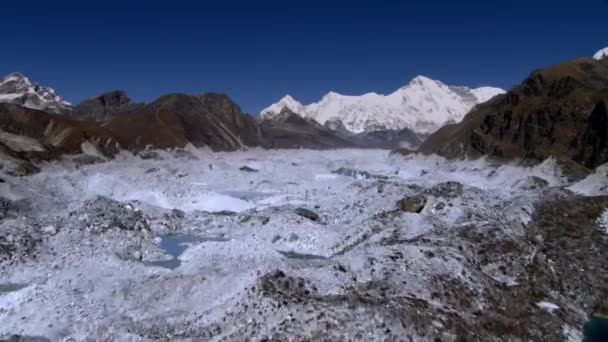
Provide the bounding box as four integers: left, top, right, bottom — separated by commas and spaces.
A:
261, 76, 505, 134
0, 47, 607, 172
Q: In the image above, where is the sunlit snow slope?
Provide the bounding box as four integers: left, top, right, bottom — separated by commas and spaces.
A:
261, 76, 505, 134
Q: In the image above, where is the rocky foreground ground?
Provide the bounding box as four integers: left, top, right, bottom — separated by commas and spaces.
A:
1, 148, 607, 341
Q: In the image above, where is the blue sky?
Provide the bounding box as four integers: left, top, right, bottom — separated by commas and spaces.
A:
1, 0, 606, 113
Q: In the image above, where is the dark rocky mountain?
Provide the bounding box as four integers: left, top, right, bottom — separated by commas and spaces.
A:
259, 108, 352, 149
0, 103, 120, 159
0, 93, 274, 162
70, 90, 144, 121
418, 57, 608, 168
259, 110, 423, 150
323, 119, 422, 149
117, 93, 272, 151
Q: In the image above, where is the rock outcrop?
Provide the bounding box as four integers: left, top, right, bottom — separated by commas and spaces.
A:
70, 90, 144, 121
418, 57, 608, 168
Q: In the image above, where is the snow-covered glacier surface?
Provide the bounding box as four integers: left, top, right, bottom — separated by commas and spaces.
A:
1, 149, 607, 340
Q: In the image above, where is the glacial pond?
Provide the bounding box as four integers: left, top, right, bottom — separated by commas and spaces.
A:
143, 234, 231, 270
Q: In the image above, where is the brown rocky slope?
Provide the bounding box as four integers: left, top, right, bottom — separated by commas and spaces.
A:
0, 93, 273, 162
418, 57, 608, 168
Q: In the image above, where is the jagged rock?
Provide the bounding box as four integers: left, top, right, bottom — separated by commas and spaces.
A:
556, 158, 591, 182
7, 160, 40, 177
239, 166, 259, 172
514, 176, 549, 190
77, 196, 150, 234
70, 90, 144, 121
428, 181, 463, 198
398, 195, 427, 213
295, 207, 320, 221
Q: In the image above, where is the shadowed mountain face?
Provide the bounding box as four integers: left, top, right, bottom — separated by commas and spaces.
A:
259, 108, 353, 149
323, 119, 422, 150
70, 90, 144, 121
131, 93, 272, 151
260, 107, 423, 150
0, 93, 273, 159
0, 103, 120, 159
419, 57, 608, 168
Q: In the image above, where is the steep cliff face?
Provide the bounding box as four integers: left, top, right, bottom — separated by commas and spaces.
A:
419, 57, 608, 168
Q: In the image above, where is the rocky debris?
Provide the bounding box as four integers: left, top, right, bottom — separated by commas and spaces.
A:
427, 181, 463, 198
3, 150, 608, 340
257, 270, 319, 299
397, 195, 427, 213
556, 157, 592, 182
434, 202, 446, 210
0, 335, 50, 342
70, 154, 106, 167
276, 250, 327, 260
239, 166, 259, 172
0, 226, 42, 263
332, 167, 372, 179
513, 176, 549, 190
0, 197, 17, 219
331, 167, 388, 180
138, 151, 162, 160
76, 196, 150, 234
294, 207, 320, 221
6, 159, 40, 177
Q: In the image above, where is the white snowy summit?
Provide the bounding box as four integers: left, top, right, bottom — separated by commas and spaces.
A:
261, 76, 505, 134
0, 72, 72, 114
593, 47, 608, 60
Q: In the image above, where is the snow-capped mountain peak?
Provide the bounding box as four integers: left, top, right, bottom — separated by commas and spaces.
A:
260, 94, 305, 120
0, 72, 72, 114
593, 47, 608, 60
261, 76, 505, 134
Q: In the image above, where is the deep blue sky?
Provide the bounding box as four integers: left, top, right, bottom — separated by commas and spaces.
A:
1, 0, 606, 113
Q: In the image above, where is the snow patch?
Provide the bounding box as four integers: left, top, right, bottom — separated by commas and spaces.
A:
596, 208, 608, 234
562, 324, 583, 342
593, 47, 608, 60
536, 301, 559, 313
568, 163, 608, 196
